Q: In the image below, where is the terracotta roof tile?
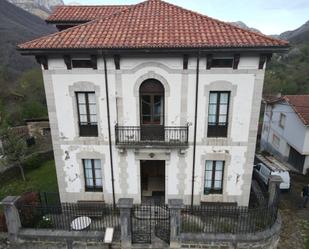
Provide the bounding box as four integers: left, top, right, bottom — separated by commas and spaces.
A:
46, 5, 129, 23
19, 0, 289, 50
284, 95, 309, 126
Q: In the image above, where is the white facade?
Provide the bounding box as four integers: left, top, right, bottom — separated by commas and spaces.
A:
43, 54, 265, 206
261, 101, 309, 174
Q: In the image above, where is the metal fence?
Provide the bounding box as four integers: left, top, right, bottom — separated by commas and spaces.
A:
181, 203, 278, 234
0, 213, 7, 232
18, 202, 120, 232
115, 125, 189, 146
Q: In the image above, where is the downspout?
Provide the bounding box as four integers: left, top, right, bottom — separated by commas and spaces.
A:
191, 51, 200, 208
103, 55, 116, 208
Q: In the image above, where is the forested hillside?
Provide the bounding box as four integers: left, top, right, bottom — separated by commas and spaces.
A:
0, 0, 55, 126
264, 42, 309, 95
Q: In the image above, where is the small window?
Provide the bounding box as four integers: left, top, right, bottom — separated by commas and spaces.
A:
76, 92, 98, 137
266, 105, 272, 117
72, 59, 92, 68
83, 159, 103, 192
272, 134, 280, 148
204, 160, 224, 195
279, 113, 286, 128
207, 91, 230, 137
211, 58, 234, 68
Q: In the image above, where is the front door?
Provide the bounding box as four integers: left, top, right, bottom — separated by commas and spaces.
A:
140, 160, 165, 204
140, 79, 164, 141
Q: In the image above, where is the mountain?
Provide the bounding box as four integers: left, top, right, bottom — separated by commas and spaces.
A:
279, 21, 309, 44
0, 0, 56, 75
6, 0, 64, 19
229, 21, 262, 33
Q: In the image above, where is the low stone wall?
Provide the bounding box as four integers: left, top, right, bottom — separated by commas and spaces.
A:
180, 213, 281, 249
16, 229, 121, 249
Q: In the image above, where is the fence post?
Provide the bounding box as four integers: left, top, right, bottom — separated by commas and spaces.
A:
0, 196, 21, 243
268, 175, 282, 206
168, 199, 184, 249
118, 198, 133, 248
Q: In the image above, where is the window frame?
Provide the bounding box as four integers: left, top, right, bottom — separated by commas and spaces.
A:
204, 160, 225, 195
82, 159, 103, 192
72, 59, 93, 68
279, 113, 286, 129
76, 91, 98, 137
272, 134, 280, 148
207, 91, 230, 137
211, 58, 234, 68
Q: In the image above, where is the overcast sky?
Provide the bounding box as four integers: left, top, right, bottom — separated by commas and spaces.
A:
63, 0, 309, 35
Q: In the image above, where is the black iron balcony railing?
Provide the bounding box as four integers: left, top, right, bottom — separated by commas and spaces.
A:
115, 125, 189, 147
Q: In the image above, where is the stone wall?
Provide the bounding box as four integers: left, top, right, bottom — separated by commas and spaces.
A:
180, 214, 281, 249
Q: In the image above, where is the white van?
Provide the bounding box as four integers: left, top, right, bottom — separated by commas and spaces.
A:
253, 163, 290, 190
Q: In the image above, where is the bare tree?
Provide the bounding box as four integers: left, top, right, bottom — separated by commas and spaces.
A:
1, 126, 27, 181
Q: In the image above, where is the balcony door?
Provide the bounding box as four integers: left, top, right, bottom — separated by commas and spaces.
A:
140, 79, 164, 141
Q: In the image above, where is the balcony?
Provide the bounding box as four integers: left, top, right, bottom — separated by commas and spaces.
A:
115, 125, 189, 147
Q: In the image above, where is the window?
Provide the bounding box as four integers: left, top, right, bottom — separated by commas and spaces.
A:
204, 160, 224, 194
211, 58, 234, 68
265, 105, 272, 117
140, 80, 164, 125
72, 59, 92, 68
272, 134, 280, 148
207, 91, 230, 137
76, 92, 98, 137
279, 113, 286, 128
83, 159, 103, 192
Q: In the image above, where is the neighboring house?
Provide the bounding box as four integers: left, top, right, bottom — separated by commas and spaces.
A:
261, 95, 309, 175
25, 118, 50, 137
18, 0, 288, 206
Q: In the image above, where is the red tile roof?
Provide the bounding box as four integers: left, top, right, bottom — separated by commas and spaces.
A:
284, 95, 309, 126
18, 0, 289, 50
46, 5, 129, 23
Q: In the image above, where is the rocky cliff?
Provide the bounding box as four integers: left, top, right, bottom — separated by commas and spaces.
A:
6, 0, 64, 19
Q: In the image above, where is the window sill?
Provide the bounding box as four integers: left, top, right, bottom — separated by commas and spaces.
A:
85, 188, 103, 192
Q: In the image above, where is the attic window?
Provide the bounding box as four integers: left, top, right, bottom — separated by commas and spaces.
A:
211, 58, 234, 68
72, 59, 93, 68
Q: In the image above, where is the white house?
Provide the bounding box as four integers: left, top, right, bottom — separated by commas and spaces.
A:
18, 0, 288, 206
261, 95, 309, 175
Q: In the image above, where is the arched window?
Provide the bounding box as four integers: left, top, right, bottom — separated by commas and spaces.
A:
139, 79, 164, 125
139, 79, 164, 141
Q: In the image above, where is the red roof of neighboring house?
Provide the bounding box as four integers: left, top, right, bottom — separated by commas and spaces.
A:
266, 95, 309, 126
18, 0, 289, 51
284, 95, 309, 126
46, 5, 129, 23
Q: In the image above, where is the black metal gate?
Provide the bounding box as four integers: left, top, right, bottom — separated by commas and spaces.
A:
131, 204, 170, 244
154, 205, 170, 244
131, 205, 152, 244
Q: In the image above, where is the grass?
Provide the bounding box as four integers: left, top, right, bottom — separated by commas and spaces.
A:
0, 160, 58, 201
